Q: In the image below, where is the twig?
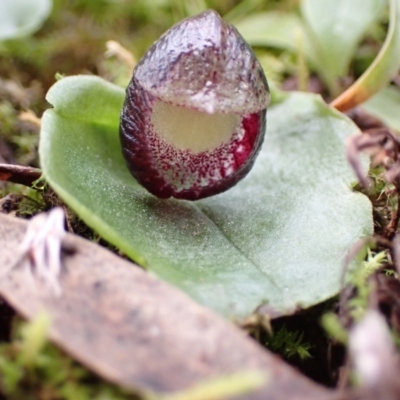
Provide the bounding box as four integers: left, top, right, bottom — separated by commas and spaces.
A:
0, 163, 41, 186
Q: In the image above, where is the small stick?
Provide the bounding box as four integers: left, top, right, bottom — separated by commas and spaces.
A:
0, 163, 41, 186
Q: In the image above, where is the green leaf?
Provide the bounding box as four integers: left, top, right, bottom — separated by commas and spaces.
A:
0, 0, 52, 40
39, 76, 372, 319
331, 0, 400, 111
236, 1, 385, 96
235, 11, 307, 52
362, 86, 400, 132
301, 0, 384, 95
235, 12, 319, 76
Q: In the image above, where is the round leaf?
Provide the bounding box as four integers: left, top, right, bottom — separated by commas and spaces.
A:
40, 76, 372, 319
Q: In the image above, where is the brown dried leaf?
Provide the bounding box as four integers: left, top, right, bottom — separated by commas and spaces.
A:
0, 213, 328, 399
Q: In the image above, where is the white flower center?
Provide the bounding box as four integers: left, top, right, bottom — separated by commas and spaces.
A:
151, 100, 240, 154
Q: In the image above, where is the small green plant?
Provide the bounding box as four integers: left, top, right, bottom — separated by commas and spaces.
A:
321, 313, 349, 345
322, 248, 390, 344
348, 249, 388, 321
0, 315, 137, 400
265, 325, 313, 361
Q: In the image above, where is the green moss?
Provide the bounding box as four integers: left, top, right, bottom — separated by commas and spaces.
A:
0, 315, 140, 400
321, 247, 390, 345
265, 325, 313, 361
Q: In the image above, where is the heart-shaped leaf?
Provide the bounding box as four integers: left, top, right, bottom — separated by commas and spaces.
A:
39, 76, 372, 319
